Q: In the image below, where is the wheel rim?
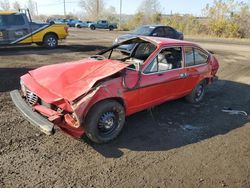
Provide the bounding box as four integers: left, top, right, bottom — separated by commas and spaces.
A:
98, 111, 118, 135
195, 84, 204, 101
47, 37, 56, 47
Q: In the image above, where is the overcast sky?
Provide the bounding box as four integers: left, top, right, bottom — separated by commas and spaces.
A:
5, 0, 250, 16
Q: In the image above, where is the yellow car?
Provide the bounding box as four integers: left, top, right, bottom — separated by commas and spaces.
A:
0, 10, 68, 48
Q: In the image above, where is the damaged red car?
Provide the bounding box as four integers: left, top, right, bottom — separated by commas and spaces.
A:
11, 37, 219, 143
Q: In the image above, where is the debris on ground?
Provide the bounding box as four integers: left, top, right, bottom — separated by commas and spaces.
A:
222, 108, 248, 116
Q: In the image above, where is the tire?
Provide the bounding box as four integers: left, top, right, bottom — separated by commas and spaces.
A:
109, 26, 114, 31
90, 25, 96, 30
76, 25, 81, 28
84, 100, 125, 143
185, 80, 206, 103
43, 34, 58, 49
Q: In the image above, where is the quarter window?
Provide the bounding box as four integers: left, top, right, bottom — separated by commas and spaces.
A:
144, 47, 183, 73
194, 48, 208, 65
184, 47, 208, 67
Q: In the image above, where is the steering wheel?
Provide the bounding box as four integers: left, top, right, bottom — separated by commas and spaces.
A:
90, 55, 106, 60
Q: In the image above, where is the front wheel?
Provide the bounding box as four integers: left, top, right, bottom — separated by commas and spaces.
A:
43, 34, 58, 49
84, 100, 125, 143
185, 81, 206, 103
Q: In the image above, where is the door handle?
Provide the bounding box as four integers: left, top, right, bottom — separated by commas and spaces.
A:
180, 73, 188, 78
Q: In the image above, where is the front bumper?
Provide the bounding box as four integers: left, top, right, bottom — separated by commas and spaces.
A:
10, 90, 54, 135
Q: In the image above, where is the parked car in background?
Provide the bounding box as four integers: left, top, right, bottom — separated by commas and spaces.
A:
75, 21, 91, 28
48, 18, 68, 24
11, 36, 219, 144
0, 9, 68, 48
89, 20, 117, 30
67, 19, 81, 27
114, 25, 184, 53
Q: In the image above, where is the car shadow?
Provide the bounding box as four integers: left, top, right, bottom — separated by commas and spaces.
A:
0, 44, 107, 56
0, 67, 33, 92
87, 80, 250, 158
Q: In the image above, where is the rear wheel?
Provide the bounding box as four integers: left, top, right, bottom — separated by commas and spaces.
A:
84, 100, 125, 143
109, 26, 114, 31
43, 34, 58, 49
90, 25, 96, 30
185, 81, 206, 103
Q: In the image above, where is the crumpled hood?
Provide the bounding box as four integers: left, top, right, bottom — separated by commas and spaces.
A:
28, 59, 129, 101
117, 33, 136, 43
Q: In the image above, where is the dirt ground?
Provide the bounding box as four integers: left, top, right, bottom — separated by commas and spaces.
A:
0, 28, 250, 188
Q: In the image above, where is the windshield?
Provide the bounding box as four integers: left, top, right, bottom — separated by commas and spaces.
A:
132, 26, 155, 36
97, 38, 157, 71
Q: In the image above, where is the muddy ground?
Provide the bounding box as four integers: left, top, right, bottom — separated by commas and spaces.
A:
0, 28, 249, 188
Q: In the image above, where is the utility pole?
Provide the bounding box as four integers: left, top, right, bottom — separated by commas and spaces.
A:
64, 0, 66, 17
96, 0, 99, 19
119, 0, 122, 30
35, 2, 38, 16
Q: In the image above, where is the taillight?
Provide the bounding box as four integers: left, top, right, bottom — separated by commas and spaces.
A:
210, 55, 219, 75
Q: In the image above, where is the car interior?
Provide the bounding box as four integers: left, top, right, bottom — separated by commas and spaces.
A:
144, 47, 183, 73
97, 39, 157, 71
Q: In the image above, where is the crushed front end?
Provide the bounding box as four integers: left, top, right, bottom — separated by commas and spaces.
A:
10, 76, 85, 138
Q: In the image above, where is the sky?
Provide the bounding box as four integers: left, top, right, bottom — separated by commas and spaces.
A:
5, 0, 250, 16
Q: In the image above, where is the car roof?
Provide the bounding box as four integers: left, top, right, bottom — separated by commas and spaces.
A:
142, 36, 197, 47
0, 11, 17, 15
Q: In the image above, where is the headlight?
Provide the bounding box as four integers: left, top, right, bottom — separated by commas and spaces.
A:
114, 38, 119, 44
20, 79, 26, 96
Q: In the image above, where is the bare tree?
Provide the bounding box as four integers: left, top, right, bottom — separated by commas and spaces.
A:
139, 0, 161, 15
13, 1, 21, 11
26, 0, 36, 16
101, 6, 117, 22
79, 0, 105, 20
137, 0, 162, 23
0, 0, 10, 10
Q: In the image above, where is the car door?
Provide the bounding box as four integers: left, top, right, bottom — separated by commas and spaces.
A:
98, 20, 106, 29
138, 46, 187, 109
0, 14, 8, 45
0, 13, 31, 45
183, 46, 210, 92
163, 26, 176, 39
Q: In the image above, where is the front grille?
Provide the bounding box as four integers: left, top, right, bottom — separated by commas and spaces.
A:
26, 90, 38, 105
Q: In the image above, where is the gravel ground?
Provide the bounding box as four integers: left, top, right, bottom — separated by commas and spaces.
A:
0, 28, 249, 188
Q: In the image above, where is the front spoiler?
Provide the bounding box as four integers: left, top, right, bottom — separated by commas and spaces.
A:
10, 90, 54, 135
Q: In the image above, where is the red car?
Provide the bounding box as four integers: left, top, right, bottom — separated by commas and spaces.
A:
11, 37, 219, 143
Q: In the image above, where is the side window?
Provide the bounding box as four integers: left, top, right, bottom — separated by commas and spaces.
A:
144, 47, 183, 73
194, 48, 208, 65
153, 27, 165, 37
184, 47, 208, 67
6, 15, 25, 26
184, 47, 195, 67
